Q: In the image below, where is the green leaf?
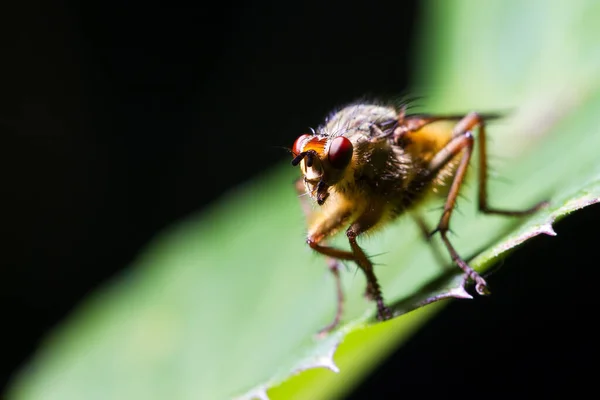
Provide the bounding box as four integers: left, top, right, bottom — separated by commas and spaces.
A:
7, 1, 600, 400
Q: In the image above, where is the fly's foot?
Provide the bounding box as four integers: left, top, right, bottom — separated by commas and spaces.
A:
475, 280, 491, 296
316, 322, 338, 338
461, 270, 491, 296
472, 273, 490, 295
375, 298, 392, 321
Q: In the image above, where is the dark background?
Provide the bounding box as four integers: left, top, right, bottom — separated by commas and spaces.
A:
2, 0, 598, 397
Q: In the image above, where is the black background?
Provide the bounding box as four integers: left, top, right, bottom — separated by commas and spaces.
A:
3, 0, 598, 397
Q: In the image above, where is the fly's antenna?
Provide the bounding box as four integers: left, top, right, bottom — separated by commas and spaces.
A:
291, 150, 317, 167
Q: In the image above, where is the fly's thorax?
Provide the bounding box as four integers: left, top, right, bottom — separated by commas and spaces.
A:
319, 104, 401, 188
351, 135, 398, 183
322, 104, 398, 137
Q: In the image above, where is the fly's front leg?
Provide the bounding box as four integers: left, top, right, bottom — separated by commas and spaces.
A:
309, 205, 392, 322
295, 178, 347, 334
347, 206, 392, 321
307, 205, 392, 323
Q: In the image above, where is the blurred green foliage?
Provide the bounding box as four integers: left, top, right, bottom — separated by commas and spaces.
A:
7, 1, 600, 399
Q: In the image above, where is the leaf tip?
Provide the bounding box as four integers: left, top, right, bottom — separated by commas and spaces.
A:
538, 222, 557, 237
314, 353, 340, 373
447, 284, 474, 300
305, 340, 340, 373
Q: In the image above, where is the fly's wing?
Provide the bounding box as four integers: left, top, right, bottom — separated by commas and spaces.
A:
400, 112, 504, 137
405, 112, 503, 124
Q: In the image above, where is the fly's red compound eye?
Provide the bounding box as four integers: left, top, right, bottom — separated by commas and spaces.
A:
328, 136, 353, 169
292, 134, 311, 155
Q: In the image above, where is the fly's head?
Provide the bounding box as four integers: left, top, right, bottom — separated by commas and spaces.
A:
291, 133, 354, 206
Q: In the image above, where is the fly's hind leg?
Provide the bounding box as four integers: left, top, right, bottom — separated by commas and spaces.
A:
427, 112, 547, 295
295, 178, 346, 335
470, 113, 549, 216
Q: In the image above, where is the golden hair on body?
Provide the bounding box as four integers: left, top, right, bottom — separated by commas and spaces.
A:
291, 101, 547, 334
